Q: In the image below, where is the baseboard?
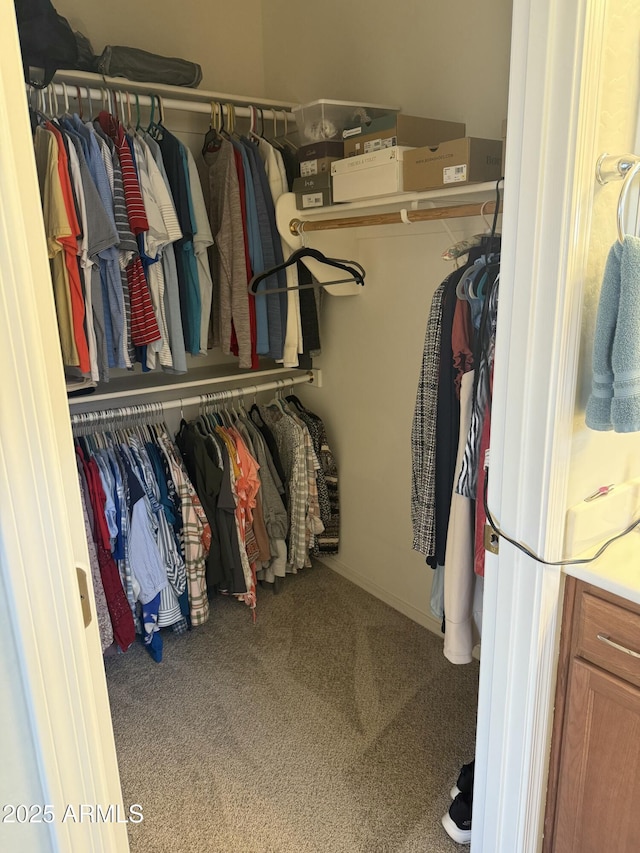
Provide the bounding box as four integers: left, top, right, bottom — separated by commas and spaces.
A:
316, 556, 445, 640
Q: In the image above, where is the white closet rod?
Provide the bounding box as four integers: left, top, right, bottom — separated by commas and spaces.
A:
39, 81, 295, 122
70, 373, 313, 427
68, 367, 314, 406
168, 373, 312, 410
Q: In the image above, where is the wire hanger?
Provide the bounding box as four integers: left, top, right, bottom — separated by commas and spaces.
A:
248, 246, 365, 295
269, 107, 284, 150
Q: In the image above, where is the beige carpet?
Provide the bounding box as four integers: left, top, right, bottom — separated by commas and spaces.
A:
105, 563, 479, 852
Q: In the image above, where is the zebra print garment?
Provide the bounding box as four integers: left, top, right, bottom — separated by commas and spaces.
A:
456, 274, 500, 500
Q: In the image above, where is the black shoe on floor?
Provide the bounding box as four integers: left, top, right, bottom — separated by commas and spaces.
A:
450, 759, 475, 799
442, 790, 472, 845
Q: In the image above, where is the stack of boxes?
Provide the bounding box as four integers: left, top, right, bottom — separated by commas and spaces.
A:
292, 100, 505, 209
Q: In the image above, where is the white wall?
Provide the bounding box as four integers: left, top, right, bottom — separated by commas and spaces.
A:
263, 0, 512, 633
55, 0, 266, 96
296, 215, 496, 633
567, 0, 640, 509
262, 0, 512, 138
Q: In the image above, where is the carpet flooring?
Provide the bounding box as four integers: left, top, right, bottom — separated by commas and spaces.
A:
105, 563, 479, 852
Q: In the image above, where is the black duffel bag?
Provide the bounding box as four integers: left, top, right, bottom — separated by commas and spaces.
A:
14, 0, 78, 88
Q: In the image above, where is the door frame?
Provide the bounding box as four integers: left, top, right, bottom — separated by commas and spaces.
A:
0, 2, 128, 850
0, 0, 608, 850
472, 0, 607, 850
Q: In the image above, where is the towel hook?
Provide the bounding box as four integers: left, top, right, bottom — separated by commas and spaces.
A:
617, 160, 640, 244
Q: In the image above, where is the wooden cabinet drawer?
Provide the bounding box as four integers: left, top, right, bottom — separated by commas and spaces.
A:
575, 591, 640, 689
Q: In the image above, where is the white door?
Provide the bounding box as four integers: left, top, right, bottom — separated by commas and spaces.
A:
0, 2, 128, 851
472, 0, 631, 851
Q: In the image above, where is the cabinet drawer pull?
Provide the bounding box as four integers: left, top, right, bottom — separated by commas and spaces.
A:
596, 633, 640, 659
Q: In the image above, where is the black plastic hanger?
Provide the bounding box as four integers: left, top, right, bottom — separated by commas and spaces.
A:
285, 394, 309, 414
202, 101, 224, 155
147, 94, 165, 141
481, 178, 503, 263
248, 247, 365, 295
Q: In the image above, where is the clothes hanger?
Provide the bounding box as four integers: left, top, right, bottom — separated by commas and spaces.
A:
84, 85, 94, 121
248, 246, 365, 295
147, 94, 165, 140
480, 179, 503, 262
442, 200, 498, 264
275, 109, 298, 152
224, 102, 241, 140
246, 105, 260, 143
285, 392, 306, 412
134, 93, 142, 131
202, 101, 223, 155
124, 90, 135, 133
268, 108, 285, 150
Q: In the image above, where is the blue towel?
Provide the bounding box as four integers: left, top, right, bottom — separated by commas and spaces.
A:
586, 235, 640, 432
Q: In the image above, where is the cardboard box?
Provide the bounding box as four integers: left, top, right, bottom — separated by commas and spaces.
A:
402, 138, 503, 192
296, 141, 345, 162
331, 147, 409, 202
293, 173, 333, 209
343, 113, 465, 157
299, 156, 341, 178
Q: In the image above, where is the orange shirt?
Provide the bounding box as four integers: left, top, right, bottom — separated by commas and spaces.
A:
45, 122, 90, 373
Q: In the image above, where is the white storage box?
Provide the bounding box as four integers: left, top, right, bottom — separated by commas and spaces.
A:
293, 99, 399, 143
331, 147, 411, 202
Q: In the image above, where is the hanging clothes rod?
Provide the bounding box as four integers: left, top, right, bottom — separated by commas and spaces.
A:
289, 200, 501, 235
35, 80, 295, 122
70, 373, 313, 430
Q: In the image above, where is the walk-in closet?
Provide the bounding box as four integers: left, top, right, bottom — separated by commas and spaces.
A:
2, 1, 640, 852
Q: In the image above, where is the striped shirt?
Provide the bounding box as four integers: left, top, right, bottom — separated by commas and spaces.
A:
97, 112, 160, 348
456, 275, 499, 499
158, 434, 209, 626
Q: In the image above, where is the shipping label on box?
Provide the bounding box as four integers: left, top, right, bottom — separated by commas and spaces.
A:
293, 173, 333, 209
443, 164, 468, 184
299, 156, 340, 177
297, 191, 328, 209
402, 138, 503, 192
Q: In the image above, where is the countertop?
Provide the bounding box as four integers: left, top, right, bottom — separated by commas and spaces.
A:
564, 527, 640, 604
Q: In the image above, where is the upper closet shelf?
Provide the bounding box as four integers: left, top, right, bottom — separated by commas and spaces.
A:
275, 182, 502, 296
277, 182, 501, 244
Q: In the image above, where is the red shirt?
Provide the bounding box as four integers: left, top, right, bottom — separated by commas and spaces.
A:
97, 112, 160, 347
